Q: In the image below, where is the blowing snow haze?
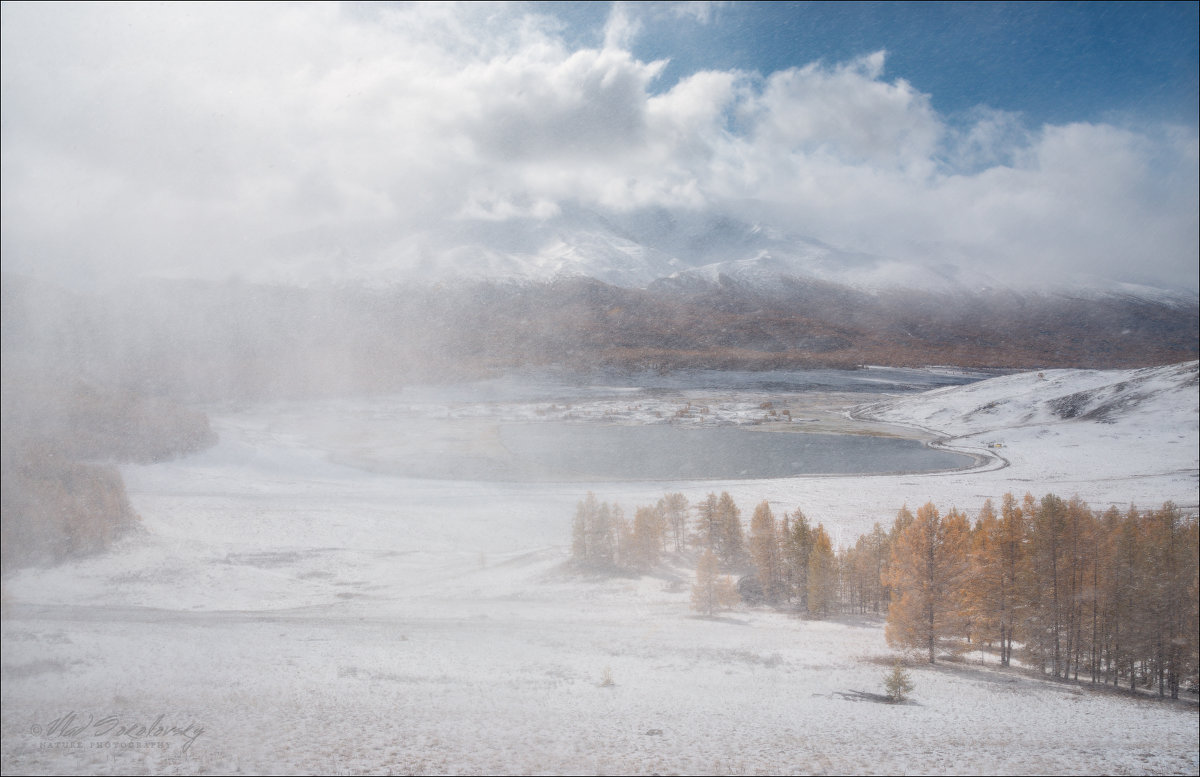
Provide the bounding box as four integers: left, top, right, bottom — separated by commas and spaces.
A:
3, 6, 1200, 772
1, 1, 1198, 294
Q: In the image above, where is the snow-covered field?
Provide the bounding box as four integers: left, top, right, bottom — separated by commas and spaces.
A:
2, 363, 1197, 775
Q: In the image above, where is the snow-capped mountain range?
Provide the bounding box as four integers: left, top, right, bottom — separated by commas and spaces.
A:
265, 205, 1197, 307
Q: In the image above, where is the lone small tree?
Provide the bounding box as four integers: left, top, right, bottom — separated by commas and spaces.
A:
884, 660, 914, 703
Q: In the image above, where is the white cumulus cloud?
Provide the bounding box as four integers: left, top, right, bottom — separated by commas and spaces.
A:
1, 2, 1195, 292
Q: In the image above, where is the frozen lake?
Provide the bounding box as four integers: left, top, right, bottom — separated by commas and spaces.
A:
462, 423, 972, 481
226, 367, 988, 482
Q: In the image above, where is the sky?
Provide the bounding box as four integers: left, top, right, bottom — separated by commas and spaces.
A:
2, 1, 1197, 292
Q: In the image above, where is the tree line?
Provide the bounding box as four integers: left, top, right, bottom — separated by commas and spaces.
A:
569, 490, 1199, 699
571, 490, 839, 614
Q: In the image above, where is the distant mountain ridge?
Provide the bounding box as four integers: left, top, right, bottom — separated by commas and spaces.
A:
3, 270, 1196, 403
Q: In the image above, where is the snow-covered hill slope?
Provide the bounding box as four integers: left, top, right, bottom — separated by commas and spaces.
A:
866, 360, 1198, 437
853, 361, 1199, 504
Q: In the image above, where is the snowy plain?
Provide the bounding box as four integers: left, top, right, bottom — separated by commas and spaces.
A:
2, 362, 1197, 775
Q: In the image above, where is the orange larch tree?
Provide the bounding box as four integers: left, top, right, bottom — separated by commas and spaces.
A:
885, 502, 971, 663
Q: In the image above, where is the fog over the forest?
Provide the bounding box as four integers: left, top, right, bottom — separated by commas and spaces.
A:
2, 2, 1198, 293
